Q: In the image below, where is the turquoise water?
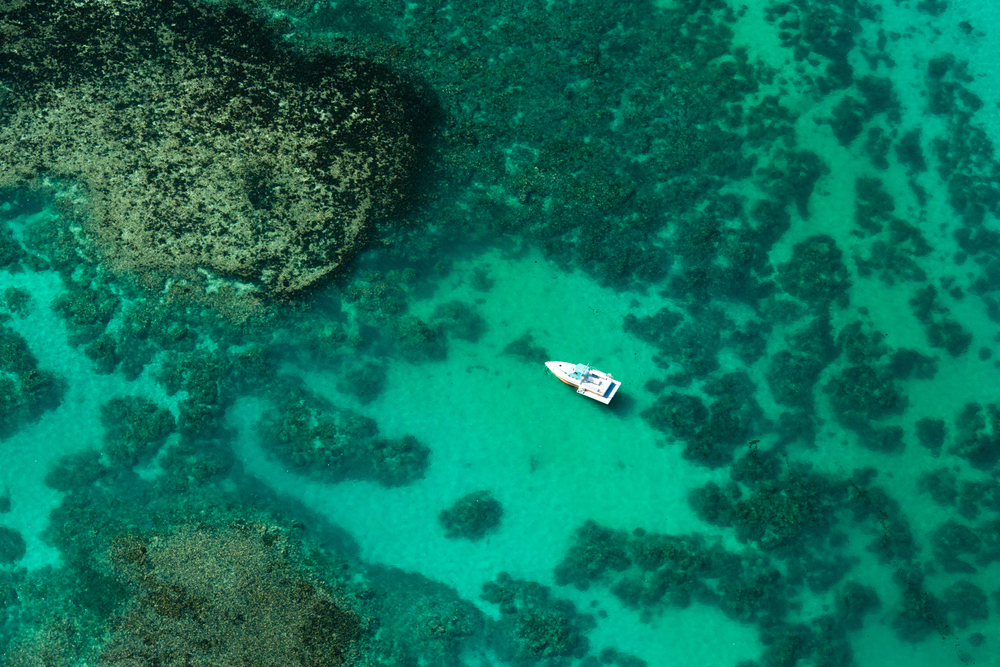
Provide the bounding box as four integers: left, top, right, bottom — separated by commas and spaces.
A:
2, 0, 1000, 665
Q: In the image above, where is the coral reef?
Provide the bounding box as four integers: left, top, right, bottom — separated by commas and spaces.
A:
259, 382, 430, 486
481, 572, 593, 664
99, 522, 362, 666
765, 313, 838, 411
0, 0, 427, 299
641, 372, 768, 467
341, 269, 451, 362
930, 519, 981, 574
2, 0, 1000, 665
551, 450, 947, 666
824, 364, 907, 427
30, 444, 502, 667
624, 309, 723, 384
438, 491, 503, 541
951, 402, 1000, 469
834, 582, 880, 631
909, 286, 973, 357
101, 396, 176, 466
915, 417, 947, 456
0, 224, 25, 269
432, 300, 488, 343
392, 315, 447, 362
891, 568, 949, 643
52, 288, 120, 346
363, 565, 486, 666
689, 454, 849, 554
554, 520, 791, 626
0, 324, 66, 439
0, 287, 30, 317
0, 525, 26, 564
917, 468, 959, 506
336, 361, 389, 405
942, 580, 989, 629
502, 332, 550, 364
777, 235, 851, 308
553, 520, 631, 590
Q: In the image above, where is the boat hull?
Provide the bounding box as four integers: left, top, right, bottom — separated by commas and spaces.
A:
545, 361, 621, 404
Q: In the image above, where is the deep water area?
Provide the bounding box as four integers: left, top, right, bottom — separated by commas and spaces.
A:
1, 0, 1000, 665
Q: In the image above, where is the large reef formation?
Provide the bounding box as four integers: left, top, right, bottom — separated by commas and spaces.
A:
0, 0, 426, 298
4, 521, 365, 667
98, 523, 362, 666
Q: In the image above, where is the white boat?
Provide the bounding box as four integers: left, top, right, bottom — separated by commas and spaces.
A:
545, 361, 621, 404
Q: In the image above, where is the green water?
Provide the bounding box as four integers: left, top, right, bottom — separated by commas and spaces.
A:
2, 0, 1000, 666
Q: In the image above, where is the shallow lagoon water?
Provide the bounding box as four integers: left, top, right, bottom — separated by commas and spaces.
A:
2, 0, 1000, 666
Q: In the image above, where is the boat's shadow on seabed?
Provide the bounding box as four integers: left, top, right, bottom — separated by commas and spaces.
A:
605, 390, 637, 417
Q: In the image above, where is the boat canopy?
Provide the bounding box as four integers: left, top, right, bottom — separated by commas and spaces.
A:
574, 363, 588, 375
